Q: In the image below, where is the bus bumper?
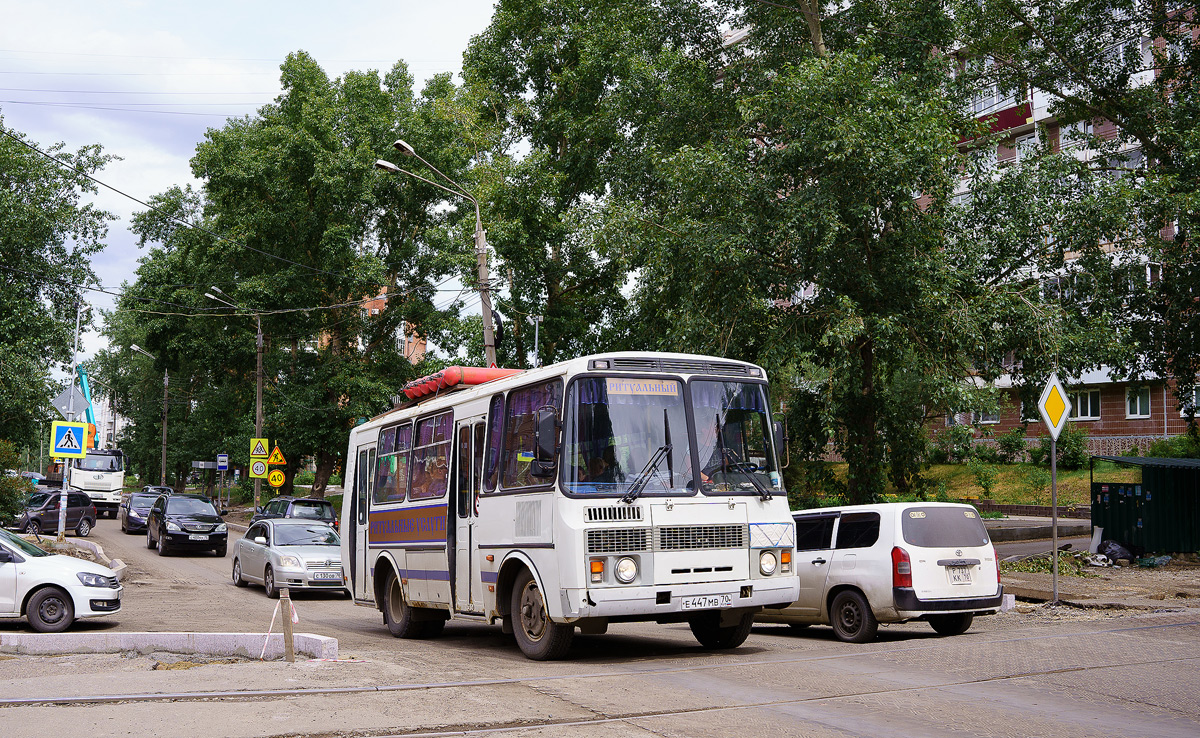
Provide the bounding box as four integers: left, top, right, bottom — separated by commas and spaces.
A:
563, 576, 799, 620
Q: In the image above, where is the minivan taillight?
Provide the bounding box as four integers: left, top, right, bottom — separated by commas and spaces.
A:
891, 546, 912, 588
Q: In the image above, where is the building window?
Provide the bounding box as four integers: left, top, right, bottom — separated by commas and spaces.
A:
1021, 400, 1039, 423
1126, 387, 1152, 419
1181, 387, 1200, 418
1068, 390, 1101, 421
1014, 132, 1038, 163
974, 410, 1000, 425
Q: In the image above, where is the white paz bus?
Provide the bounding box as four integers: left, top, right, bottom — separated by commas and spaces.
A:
341, 352, 799, 659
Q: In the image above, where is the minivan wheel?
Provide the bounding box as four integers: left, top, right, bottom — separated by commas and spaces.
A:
146, 528, 156, 549
75, 518, 91, 537
928, 613, 974, 636
830, 590, 878, 643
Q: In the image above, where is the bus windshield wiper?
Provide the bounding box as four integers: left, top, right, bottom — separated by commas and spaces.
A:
622, 444, 672, 504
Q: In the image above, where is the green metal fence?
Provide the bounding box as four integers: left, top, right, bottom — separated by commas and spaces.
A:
1091, 456, 1200, 554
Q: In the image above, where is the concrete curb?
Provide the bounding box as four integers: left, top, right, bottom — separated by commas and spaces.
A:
0, 632, 338, 660
986, 522, 1092, 542
62, 538, 128, 578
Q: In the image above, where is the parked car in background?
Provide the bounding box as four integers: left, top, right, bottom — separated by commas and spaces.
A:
13, 489, 96, 537
250, 496, 338, 531
145, 493, 228, 557
118, 491, 161, 534
0, 527, 122, 632
140, 485, 174, 497
756, 502, 1003, 642
232, 519, 346, 598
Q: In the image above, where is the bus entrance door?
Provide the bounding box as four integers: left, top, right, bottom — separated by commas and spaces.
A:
453, 418, 486, 614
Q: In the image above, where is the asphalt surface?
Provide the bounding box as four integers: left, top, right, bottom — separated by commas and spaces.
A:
2, 517, 1198, 737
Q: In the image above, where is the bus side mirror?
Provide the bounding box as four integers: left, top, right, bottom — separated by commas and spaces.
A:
773, 420, 790, 469
532, 406, 559, 477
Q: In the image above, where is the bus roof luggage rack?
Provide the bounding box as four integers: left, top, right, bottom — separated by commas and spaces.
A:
402, 366, 524, 400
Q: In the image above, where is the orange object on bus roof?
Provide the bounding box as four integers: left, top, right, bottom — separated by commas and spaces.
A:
402, 366, 524, 400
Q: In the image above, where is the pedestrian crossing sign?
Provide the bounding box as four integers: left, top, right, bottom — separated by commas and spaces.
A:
51, 421, 88, 458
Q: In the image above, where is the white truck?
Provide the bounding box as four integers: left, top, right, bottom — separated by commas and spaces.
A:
68, 449, 125, 519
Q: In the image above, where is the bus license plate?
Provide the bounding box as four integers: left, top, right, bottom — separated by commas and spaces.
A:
681, 594, 733, 610
188, 534, 208, 541
313, 571, 340, 580
948, 566, 972, 584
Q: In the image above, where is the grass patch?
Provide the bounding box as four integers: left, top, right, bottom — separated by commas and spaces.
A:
925, 460, 1138, 507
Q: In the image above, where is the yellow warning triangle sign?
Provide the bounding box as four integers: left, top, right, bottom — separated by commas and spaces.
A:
250, 438, 269, 457
267, 446, 287, 465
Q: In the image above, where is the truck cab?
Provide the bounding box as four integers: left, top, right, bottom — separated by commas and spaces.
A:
68, 450, 125, 518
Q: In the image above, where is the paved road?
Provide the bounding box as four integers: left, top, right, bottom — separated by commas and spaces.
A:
997, 535, 1092, 558
2, 518, 1198, 738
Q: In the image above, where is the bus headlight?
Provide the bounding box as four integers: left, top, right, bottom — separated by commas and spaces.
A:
759, 550, 778, 576
614, 557, 638, 584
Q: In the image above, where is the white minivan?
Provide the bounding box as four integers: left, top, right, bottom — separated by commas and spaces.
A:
0, 527, 122, 632
757, 502, 1002, 642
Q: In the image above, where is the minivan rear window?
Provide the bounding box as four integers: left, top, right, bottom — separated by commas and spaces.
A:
902, 506, 989, 547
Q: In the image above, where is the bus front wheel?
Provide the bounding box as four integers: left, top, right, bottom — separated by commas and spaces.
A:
688, 609, 754, 649
511, 569, 573, 660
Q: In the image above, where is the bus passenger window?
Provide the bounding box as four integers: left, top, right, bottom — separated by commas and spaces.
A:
374, 424, 412, 504
410, 412, 452, 500
501, 380, 563, 489
483, 395, 503, 493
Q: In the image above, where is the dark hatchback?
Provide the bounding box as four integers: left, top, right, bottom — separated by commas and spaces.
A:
118, 492, 161, 534
250, 496, 339, 531
145, 493, 228, 556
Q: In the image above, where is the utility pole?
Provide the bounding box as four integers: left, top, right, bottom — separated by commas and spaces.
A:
160, 368, 169, 486
59, 303, 82, 542
254, 313, 264, 512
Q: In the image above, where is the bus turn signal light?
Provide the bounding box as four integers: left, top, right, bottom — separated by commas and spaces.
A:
590, 559, 604, 583
781, 549, 792, 573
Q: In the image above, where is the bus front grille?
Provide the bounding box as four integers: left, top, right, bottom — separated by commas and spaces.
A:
657, 524, 746, 551
587, 528, 651, 553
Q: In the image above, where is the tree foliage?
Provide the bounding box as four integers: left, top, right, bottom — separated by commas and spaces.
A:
0, 120, 113, 446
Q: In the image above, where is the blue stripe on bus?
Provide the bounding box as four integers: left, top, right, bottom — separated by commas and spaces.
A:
480, 570, 498, 584
398, 568, 450, 582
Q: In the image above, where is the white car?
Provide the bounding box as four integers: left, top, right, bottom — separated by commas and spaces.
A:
231, 519, 347, 598
0, 527, 122, 632
757, 502, 1002, 642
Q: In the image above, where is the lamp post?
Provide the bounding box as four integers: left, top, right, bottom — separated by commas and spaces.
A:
130, 344, 168, 488
205, 287, 264, 511
375, 139, 497, 367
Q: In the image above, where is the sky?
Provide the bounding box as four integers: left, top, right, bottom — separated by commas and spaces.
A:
1, 0, 498, 370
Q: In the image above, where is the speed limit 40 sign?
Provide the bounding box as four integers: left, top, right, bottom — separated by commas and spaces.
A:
267, 469, 286, 488
250, 459, 268, 479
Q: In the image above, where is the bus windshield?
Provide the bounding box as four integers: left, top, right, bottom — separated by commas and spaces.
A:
690, 380, 783, 495
75, 452, 123, 472
562, 377, 693, 495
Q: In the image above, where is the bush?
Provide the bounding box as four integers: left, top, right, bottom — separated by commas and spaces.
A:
294, 470, 316, 485
974, 443, 1000, 463
1146, 433, 1200, 459
0, 440, 33, 526
1021, 466, 1051, 504
1030, 425, 1089, 470
966, 457, 998, 498
933, 424, 974, 464
997, 427, 1028, 464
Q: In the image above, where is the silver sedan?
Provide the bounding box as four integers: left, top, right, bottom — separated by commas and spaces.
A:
231, 519, 347, 598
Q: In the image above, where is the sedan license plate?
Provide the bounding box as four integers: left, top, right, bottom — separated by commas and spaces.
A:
188, 534, 208, 541
681, 594, 734, 610
312, 571, 340, 580
948, 566, 972, 585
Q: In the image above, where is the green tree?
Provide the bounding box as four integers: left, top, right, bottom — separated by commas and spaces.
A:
962, 0, 1200, 423
0, 120, 113, 446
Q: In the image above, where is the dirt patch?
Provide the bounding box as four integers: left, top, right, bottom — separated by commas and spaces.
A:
1003, 555, 1200, 605
150, 657, 248, 670
18, 535, 96, 562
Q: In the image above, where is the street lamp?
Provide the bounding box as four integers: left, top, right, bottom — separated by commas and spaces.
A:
375, 138, 498, 367
204, 287, 265, 511
130, 344, 169, 487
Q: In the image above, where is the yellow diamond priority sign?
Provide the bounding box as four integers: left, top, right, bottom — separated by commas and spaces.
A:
1038, 373, 1072, 441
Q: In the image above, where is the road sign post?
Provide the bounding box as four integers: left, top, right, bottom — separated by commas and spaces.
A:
1037, 373, 1072, 604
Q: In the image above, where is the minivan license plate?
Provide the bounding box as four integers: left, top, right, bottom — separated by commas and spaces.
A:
948, 566, 972, 584
681, 594, 733, 610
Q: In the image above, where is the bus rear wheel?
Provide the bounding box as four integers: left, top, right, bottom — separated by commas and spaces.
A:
511, 569, 573, 660
381, 571, 442, 638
